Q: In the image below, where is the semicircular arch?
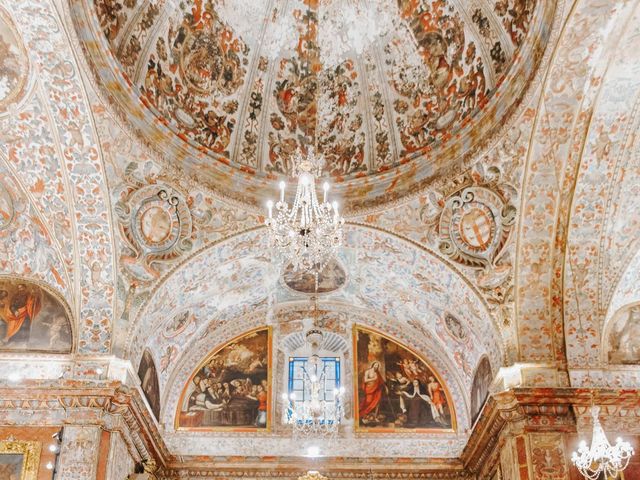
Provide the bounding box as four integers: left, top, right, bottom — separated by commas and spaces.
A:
131, 225, 503, 385
0, 273, 76, 353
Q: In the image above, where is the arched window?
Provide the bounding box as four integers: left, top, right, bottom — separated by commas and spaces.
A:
288, 356, 341, 402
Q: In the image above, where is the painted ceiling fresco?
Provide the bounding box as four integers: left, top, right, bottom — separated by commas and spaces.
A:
78, 0, 554, 210
4, 0, 640, 465
0, 0, 114, 354
515, 0, 640, 389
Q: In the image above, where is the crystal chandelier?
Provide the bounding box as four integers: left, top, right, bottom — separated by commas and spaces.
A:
317, 0, 399, 69
215, 0, 296, 60
571, 406, 634, 480
265, 150, 344, 275
216, 0, 414, 71
282, 327, 345, 438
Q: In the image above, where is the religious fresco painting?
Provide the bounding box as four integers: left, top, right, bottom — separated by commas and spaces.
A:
138, 349, 161, 421
0, 277, 72, 353
607, 305, 640, 365
283, 258, 346, 294
354, 326, 454, 431
177, 327, 271, 431
443, 312, 468, 343
470, 356, 493, 423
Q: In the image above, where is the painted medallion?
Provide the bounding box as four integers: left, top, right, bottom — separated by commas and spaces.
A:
283, 258, 346, 294
443, 312, 468, 343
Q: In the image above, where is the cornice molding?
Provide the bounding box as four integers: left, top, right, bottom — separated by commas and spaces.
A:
0, 384, 639, 478
462, 387, 640, 473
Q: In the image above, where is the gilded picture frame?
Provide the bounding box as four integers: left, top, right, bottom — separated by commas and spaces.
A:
353, 324, 457, 433
0, 440, 41, 480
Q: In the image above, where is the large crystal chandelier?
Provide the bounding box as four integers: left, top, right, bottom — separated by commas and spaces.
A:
215, 0, 414, 71
317, 0, 399, 69
265, 150, 344, 275
571, 406, 634, 479
282, 327, 345, 438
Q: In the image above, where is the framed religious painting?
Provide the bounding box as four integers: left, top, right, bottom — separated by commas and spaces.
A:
176, 327, 272, 431
0, 276, 74, 353
138, 348, 161, 421
470, 356, 493, 423
353, 325, 456, 432
0, 440, 40, 480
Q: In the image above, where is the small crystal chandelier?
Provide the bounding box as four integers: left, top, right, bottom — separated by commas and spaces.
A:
282, 327, 345, 438
265, 150, 344, 275
571, 406, 634, 479
298, 471, 328, 480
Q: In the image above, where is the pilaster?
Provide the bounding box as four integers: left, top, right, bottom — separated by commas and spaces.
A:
57, 424, 103, 480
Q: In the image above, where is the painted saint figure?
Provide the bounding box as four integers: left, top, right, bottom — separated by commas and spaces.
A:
0, 278, 71, 353
401, 380, 435, 427
359, 361, 385, 418
390, 371, 411, 413
255, 384, 267, 427
1, 283, 41, 343
427, 376, 446, 424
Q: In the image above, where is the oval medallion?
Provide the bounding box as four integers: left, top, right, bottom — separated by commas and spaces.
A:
283, 258, 346, 294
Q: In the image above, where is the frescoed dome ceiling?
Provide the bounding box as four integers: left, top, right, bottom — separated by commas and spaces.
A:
8, 0, 640, 472
77, 0, 554, 211
13, 0, 640, 470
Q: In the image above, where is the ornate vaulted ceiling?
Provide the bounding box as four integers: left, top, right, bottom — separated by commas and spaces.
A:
2, 0, 640, 469
74, 0, 553, 210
